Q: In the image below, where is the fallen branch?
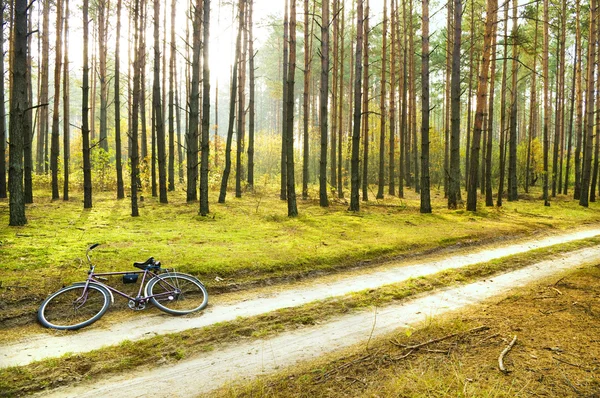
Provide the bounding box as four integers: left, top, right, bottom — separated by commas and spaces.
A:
391, 326, 489, 350
314, 352, 376, 384
549, 286, 563, 295
498, 335, 518, 374
553, 356, 591, 371
476, 333, 500, 345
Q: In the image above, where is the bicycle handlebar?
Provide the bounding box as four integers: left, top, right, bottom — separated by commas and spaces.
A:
86, 243, 100, 264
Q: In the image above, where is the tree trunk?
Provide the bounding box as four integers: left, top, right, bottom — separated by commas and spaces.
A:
389, 0, 397, 197
168, 0, 176, 191
8, 0, 28, 225
187, 0, 202, 202
153, 0, 168, 203
286, 0, 298, 216
496, 1, 509, 207
420, 0, 431, 213
564, 35, 577, 195
542, 0, 551, 206
24, 9, 32, 204
331, 0, 338, 191
507, 0, 518, 202
465, 0, 475, 191
200, 0, 211, 215
525, 3, 539, 194
50, 0, 63, 200
247, 0, 255, 190
580, 0, 597, 207
0, 0, 6, 199
114, 0, 124, 199
36, 0, 49, 175
467, 0, 497, 211
376, 0, 388, 199
573, 0, 583, 199
98, 0, 108, 153
319, 0, 329, 207
218, 0, 243, 203
131, 0, 142, 216
411, 0, 419, 193
447, 0, 462, 209
361, 0, 369, 202
63, 0, 71, 200
302, 0, 311, 200
485, 18, 497, 207
444, 0, 452, 197
337, 1, 345, 198
281, 0, 289, 200
350, 0, 364, 211
83, 0, 93, 209
236, 0, 247, 199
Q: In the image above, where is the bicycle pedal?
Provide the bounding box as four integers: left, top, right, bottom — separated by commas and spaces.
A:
128, 300, 146, 311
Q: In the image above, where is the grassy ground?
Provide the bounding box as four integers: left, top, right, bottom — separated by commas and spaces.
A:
216, 264, 600, 398
1, 237, 598, 397
2, 185, 600, 327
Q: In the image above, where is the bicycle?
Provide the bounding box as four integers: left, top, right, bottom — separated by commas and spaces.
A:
37, 243, 209, 330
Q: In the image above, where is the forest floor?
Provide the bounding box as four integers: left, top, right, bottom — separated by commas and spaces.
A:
21, 240, 600, 397
1, 226, 599, 396
2, 187, 600, 329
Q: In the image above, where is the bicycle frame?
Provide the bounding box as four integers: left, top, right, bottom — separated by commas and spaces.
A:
80, 268, 180, 304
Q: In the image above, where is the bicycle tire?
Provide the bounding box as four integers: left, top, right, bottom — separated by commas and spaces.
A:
145, 272, 208, 315
38, 283, 111, 330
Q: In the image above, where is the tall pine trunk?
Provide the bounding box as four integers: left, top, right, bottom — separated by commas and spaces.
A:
467, 0, 497, 211
98, 0, 108, 153
153, 0, 168, 203
50, 0, 63, 200
247, 0, 255, 190
319, 0, 329, 207
361, 0, 370, 202
63, 0, 71, 200
286, 0, 298, 216
187, 0, 202, 202
114, 0, 125, 199
200, 0, 211, 215
83, 0, 93, 209
507, 0, 518, 202
420, 0, 431, 213
447, 0, 462, 209
168, 0, 176, 191
573, 0, 583, 199
8, 0, 28, 225
376, 0, 388, 199
350, 0, 364, 212
0, 0, 6, 199
218, 0, 243, 203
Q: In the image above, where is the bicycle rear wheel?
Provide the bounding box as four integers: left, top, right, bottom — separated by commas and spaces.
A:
38, 284, 111, 330
145, 273, 208, 315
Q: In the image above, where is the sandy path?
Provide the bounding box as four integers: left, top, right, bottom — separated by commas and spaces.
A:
38, 245, 600, 397
1, 227, 599, 368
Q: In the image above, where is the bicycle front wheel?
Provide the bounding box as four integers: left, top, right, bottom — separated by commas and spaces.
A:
145, 273, 208, 315
38, 284, 111, 330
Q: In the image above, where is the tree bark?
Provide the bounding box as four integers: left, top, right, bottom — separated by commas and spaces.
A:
361, 0, 369, 202
0, 0, 6, 199
81, 0, 93, 209
376, 0, 388, 199
63, 0, 71, 200
8, 0, 28, 225
485, 16, 498, 207
542, 0, 552, 206
114, 0, 124, 199
447, 0, 462, 209
281, 0, 289, 200
467, 0, 497, 211
420, 0, 431, 213
286, 0, 298, 216
36, 0, 49, 175
98, 0, 108, 153
200, 0, 211, 216
187, 0, 202, 202
130, 0, 142, 216
496, 1, 509, 207
507, 0, 518, 202
350, 0, 364, 212
573, 0, 583, 199
153, 0, 168, 203
168, 0, 176, 191
247, 0, 255, 190
218, 0, 243, 203
319, 0, 329, 207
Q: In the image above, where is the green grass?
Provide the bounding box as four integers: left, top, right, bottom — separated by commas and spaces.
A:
1, 236, 599, 397
1, 185, 600, 326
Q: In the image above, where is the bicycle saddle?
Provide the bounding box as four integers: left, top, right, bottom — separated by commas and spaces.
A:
133, 257, 159, 270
